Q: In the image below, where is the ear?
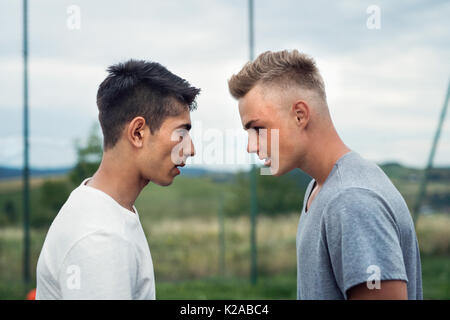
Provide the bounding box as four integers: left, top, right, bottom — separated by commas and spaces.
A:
291, 100, 310, 128
126, 116, 147, 148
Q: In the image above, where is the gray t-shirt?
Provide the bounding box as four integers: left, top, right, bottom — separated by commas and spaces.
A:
296, 151, 423, 300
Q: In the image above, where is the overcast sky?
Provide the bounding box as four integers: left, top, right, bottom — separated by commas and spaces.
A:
1, 0, 449, 170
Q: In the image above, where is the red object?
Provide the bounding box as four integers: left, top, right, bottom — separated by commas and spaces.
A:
26, 288, 36, 300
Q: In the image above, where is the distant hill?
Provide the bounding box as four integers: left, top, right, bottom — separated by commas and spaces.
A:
0, 165, 232, 180
0, 166, 72, 180
379, 162, 450, 182
1, 162, 449, 182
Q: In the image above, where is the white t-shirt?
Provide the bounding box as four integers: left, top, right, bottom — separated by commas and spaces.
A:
36, 178, 156, 300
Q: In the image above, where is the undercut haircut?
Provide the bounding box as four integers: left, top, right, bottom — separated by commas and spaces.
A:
97, 59, 200, 150
228, 49, 326, 101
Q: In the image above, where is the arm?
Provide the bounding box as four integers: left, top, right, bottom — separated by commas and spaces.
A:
347, 280, 407, 300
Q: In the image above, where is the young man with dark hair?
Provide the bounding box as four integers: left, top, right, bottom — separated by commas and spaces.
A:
228, 49, 422, 300
36, 59, 200, 299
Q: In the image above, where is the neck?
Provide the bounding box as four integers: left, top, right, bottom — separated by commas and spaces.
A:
86, 150, 149, 213
300, 126, 351, 186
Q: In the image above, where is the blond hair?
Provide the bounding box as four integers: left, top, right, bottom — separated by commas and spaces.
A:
228, 49, 326, 101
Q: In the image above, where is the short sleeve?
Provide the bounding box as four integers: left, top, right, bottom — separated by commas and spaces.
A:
322, 187, 408, 299
58, 231, 137, 299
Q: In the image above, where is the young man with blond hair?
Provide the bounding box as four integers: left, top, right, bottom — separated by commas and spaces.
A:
228, 49, 422, 300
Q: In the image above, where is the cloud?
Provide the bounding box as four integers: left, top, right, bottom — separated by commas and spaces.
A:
0, 0, 448, 169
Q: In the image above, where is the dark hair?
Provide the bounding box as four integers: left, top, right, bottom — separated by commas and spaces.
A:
97, 59, 200, 149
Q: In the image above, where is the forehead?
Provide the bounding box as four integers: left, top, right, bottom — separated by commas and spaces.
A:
159, 108, 191, 129
238, 85, 274, 125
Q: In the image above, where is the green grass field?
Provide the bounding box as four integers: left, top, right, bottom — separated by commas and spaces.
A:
0, 213, 449, 300
156, 254, 450, 299
1, 255, 448, 300
168, 260, 450, 300
0, 176, 449, 300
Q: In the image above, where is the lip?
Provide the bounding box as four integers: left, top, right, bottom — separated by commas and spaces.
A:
173, 163, 185, 175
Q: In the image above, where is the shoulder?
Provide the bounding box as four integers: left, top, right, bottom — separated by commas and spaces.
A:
65, 229, 133, 255
334, 152, 394, 193
327, 186, 385, 208
323, 187, 395, 224
55, 186, 127, 235
41, 186, 130, 266
321, 187, 401, 240
59, 229, 136, 271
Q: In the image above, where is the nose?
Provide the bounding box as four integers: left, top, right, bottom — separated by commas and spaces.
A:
183, 135, 195, 158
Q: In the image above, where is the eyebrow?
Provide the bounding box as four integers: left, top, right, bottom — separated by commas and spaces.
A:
244, 119, 259, 130
177, 123, 192, 131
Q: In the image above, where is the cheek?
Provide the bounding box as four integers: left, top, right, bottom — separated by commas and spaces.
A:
144, 140, 172, 169
153, 134, 178, 160
276, 130, 298, 167
168, 139, 185, 164
266, 128, 282, 156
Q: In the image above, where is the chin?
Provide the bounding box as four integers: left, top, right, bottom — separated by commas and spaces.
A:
151, 174, 175, 187
154, 179, 174, 187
